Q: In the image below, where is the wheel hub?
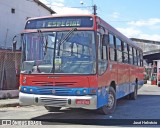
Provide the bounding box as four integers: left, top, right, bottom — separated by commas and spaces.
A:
107, 93, 114, 109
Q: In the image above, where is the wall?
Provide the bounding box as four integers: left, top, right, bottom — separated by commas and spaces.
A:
0, 0, 52, 48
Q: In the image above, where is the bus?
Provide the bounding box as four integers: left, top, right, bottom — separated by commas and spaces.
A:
16, 14, 144, 114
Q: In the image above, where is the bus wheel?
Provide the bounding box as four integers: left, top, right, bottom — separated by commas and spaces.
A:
129, 85, 138, 100
44, 106, 61, 112
98, 87, 116, 115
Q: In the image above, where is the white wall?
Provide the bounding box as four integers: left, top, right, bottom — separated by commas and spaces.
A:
0, 0, 52, 48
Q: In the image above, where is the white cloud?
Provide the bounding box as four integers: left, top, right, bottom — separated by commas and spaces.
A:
111, 12, 120, 19
128, 18, 160, 27
40, 0, 49, 4
116, 27, 141, 37
116, 27, 160, 41
40, 0, 90, 14
116, 18, 160, 41
53, 7, 90, 14
138, 34, 160, 41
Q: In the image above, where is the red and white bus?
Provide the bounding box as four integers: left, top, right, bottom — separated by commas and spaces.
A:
17, 14, 144, 114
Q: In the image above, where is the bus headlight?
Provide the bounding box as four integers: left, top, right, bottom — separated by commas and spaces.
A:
29, 89, 33, 92
24, 88, 27, 91
83, 89, 87, 94
76, 90, 81, 95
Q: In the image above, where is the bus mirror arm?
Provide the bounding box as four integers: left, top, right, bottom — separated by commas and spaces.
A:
12, 35, 17, 51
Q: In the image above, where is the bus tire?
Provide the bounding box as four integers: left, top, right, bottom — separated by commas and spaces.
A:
129, 85, 138, 100
44, 106, 61, 112
98, 87, 116, 115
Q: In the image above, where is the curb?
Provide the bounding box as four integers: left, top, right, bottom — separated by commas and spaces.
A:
0, 102, 20, 108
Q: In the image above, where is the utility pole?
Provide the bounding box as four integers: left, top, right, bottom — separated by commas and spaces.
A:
80, 1, 97, 15
93, 4, 97, 15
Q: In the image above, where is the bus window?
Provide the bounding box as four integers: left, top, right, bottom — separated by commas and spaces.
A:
140, 52, 143, 66
128, 46, 133, 64
133, 48, 137, 65
109, 34, 116, 61
116, 37, 122, 62
123, 42, 128, 63
109, 34, 114, 48
98, 33, 108, 75
137, 50, 140, 66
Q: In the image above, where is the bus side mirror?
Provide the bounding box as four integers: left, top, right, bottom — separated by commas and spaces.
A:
13, 41, 17, 51
12, 35, 17, 51
102, 34, 109, 46
12, 34, 22, 51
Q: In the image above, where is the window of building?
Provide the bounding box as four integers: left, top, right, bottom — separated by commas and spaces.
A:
11, 8, 15, 14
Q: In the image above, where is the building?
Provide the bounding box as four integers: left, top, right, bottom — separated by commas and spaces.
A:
131, 38, 160, 64
0, 0, 55, 49
0, 0, 55, 99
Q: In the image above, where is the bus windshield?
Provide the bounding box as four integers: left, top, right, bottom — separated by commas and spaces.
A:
21, 31, 96, 74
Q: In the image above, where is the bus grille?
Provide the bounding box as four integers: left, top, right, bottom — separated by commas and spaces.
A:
36, 87, 73, 96
32, 81, 53, 86
40, 97, 67, 106
55, 82, 76, 86
32, 81, 76, 86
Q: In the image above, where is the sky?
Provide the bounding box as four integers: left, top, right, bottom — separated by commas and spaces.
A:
40, 0, 160, 41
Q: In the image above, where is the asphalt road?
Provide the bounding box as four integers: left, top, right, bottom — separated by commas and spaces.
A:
0, 82, 160, 127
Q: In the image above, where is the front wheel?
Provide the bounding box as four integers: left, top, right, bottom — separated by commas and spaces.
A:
98, 86, 116, 115
44, 106, 61, 112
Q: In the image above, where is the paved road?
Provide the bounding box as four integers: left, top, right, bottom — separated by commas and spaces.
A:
0, 82, 160, 127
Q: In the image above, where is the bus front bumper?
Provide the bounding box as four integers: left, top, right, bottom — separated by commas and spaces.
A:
19, 92, 97, 110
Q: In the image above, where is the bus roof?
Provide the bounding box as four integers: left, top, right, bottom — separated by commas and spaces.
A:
27, 14, 96, 21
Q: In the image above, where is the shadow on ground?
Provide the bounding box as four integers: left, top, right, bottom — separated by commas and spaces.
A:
31, 95, 160, 125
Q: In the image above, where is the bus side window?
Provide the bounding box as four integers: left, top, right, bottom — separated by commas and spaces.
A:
123, 42, 129, 63
97, 33, 108, 75
109, 34, 116, 61
116, 37, 122, 62
137, 50, 140, 66
128, 45, 133, 64
140, 52, 143, 67
133, 48, 137, 65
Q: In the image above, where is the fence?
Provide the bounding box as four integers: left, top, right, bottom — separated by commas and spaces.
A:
0, 50, 21, 90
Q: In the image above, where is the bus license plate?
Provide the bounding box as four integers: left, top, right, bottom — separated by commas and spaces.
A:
76, 99, 90, 105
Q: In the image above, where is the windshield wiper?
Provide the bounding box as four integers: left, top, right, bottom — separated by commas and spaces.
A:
59, 27, 77, 45
57, 28, 77, 56
51, 28, 77, 73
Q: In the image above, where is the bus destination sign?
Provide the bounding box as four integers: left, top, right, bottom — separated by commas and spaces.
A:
47, 19, 81, 27
25, 16, 93, 29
